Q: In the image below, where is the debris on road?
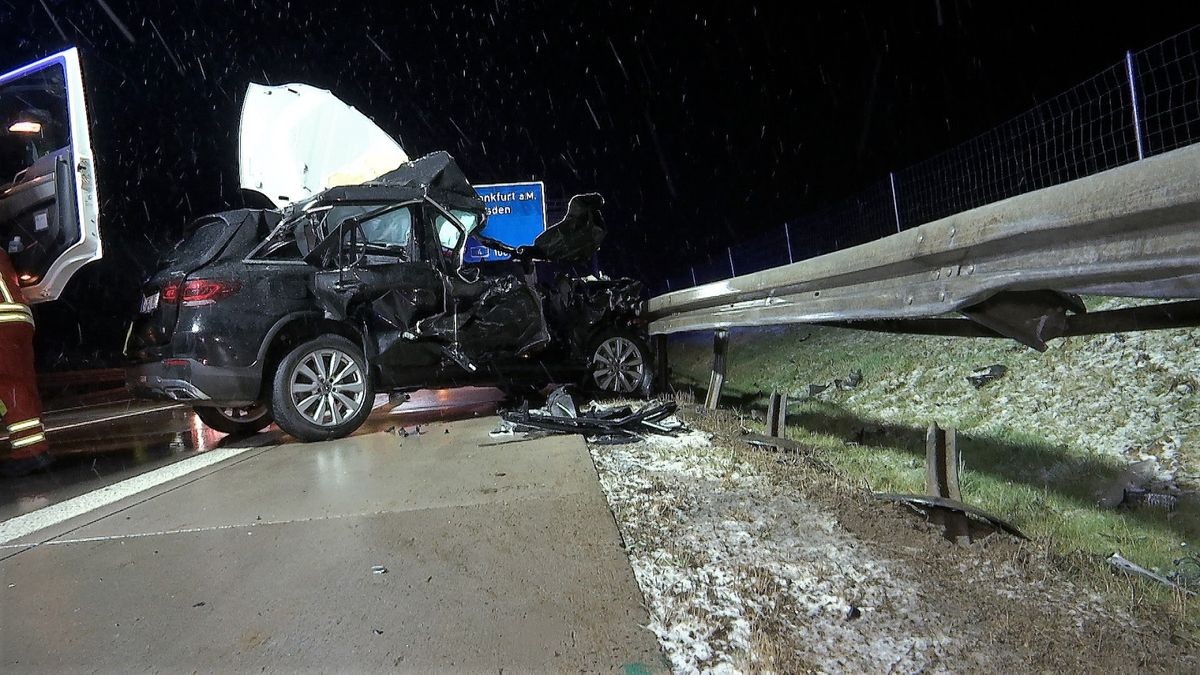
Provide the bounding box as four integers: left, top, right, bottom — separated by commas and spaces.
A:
967, 364, 1008, 388
371, 565, 388, 575
499, 386, 685, 442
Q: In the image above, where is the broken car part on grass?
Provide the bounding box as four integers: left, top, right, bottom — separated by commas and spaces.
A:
127, 83, 653, 443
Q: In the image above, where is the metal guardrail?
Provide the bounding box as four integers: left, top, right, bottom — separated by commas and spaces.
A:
646, 142, 1200, 346
650, 24, 1200, 296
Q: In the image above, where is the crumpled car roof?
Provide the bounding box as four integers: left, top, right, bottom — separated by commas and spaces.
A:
313, 151, 485, 214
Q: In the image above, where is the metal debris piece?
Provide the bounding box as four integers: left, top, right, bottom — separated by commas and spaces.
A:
875, 493, 1027, 540
1173, 555, 1200, 590
967, 364, 1007, 389
1121, 488, 1179, 511
1108, 553, 1196, 596
500, 386, 682, 440
546, 387, 578, 418
371, 565, 388, 575
845, 369, 863, 388
741, 432, 809, 453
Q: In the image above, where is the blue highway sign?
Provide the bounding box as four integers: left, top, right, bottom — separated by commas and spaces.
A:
465, 181, 546, 263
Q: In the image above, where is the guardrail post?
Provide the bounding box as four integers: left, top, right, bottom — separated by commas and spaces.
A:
766, 391, 788, 436
889, 171, 902, 232
925, 422, 961, 501
727, 247, 736, 278
784, 223, 794, 264
690, 266, 697, 287
1126, 50, 1146, 160
653, 334, 669, 392
704, 329, 729, 410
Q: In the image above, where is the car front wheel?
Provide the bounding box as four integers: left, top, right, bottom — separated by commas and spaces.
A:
270, 335, 374, 442
587, 330, 653, 397
194, 404, 273, 436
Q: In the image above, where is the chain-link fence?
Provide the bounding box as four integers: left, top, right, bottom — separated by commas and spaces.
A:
649, 25, 1200, 297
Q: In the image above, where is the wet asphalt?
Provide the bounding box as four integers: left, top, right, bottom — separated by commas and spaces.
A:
0, 387, 506, 522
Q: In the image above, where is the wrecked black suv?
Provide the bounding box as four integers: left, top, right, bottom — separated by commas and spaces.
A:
127, 151, 651, 441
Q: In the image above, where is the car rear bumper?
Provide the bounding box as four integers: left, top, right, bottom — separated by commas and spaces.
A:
127, 359, 261, 407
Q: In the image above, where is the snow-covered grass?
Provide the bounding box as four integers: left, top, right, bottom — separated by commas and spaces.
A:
666, 304, 1199, 626
592, 430, 969, 672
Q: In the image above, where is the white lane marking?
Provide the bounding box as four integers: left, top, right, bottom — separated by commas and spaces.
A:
0, 445, 256, 545
45, 403, 185, 433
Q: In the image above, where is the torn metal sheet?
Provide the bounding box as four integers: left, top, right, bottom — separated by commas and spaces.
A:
510, 193, 607, 263
475, 193, 606, 265
875, 493, 1027, 540
500, 387, 682, 440
1108, 553, 1196, 596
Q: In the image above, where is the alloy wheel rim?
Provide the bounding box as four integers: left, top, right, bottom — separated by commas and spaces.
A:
289, 348, 366, 427
592, 337, 645, 394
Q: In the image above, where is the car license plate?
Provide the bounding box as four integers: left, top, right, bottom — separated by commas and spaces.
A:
140, 292, 159, 313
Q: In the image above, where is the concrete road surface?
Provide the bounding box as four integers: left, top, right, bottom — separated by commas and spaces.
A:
0, 415, 665, 673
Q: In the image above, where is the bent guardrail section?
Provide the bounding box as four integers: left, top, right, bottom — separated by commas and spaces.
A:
646, 142, 1200, 336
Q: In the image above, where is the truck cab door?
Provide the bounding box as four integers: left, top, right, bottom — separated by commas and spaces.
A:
0, 48, 101, 304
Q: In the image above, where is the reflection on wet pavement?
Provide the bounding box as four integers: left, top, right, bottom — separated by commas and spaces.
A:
0, 387, 506, 521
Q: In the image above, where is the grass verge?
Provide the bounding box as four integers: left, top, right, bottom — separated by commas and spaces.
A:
666, 316, 1200, 633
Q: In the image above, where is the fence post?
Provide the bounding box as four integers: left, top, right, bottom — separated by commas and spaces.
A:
690, 266, 697, 287
1125, 50, 1146, 160
784, 223, 794, 264
727, 247, 736, 278
889, 171, 902, 233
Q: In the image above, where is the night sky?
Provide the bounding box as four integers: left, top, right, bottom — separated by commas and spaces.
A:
1, 1, 1198, 368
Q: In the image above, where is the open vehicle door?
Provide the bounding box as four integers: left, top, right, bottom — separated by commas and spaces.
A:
0, 47, 101, 304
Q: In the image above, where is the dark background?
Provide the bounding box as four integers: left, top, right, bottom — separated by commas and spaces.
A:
1, 1, 1197, 368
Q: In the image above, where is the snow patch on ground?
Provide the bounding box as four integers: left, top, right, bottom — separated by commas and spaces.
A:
592, 431, 971, 672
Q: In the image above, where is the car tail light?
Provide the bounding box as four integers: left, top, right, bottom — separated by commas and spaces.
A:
163, 279, 241, 306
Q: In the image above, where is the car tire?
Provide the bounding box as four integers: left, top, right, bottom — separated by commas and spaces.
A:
270, 335, 374, 442
194, 404, 274, 436
585, 329, 653, 398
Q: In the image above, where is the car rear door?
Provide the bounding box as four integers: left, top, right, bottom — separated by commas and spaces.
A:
0, 47, 100, 304
310, 203, 447, 362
